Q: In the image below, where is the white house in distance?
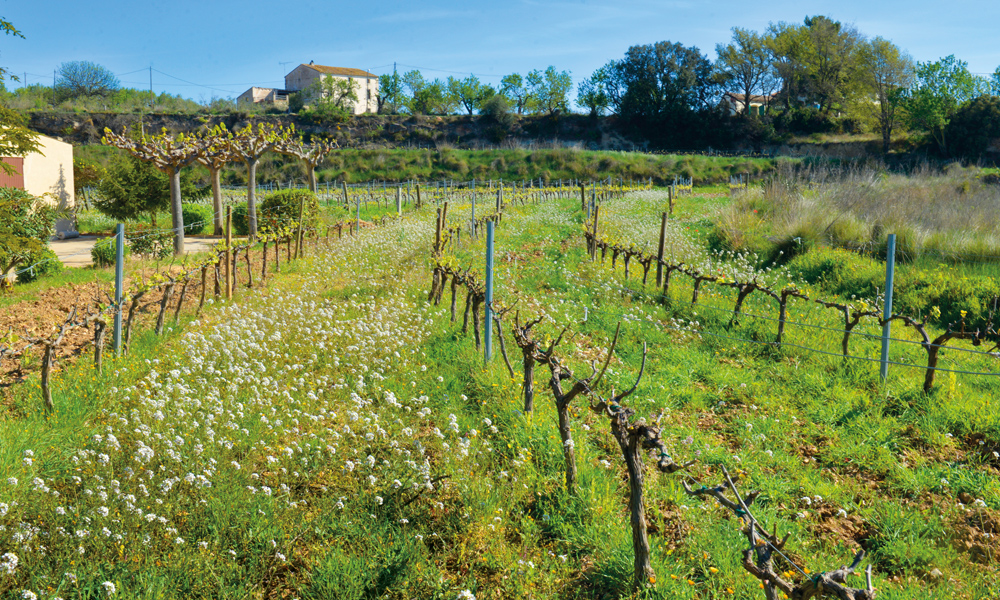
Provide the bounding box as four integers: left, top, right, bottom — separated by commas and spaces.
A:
284, 62, 379, 114
0, 133, 75, 236
721, 92, 776, 116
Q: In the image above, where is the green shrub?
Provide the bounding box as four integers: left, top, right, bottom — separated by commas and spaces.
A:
126, 225, 172, 260
232, 203, 250, 236
91, 236, 130, 267
788, 246, 1000, 326
786, 247, 883, 300
16, 246, 63, 283
259, 189, 319, 231
894, 267, 1000, 327
181, 204, 213, 235
1, 187, 55, 278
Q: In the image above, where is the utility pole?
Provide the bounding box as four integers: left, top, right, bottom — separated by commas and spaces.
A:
149, 65, 153, 106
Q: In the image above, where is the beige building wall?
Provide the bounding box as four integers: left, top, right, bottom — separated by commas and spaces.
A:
285, 64, 379, 114
23, 134, 74, 211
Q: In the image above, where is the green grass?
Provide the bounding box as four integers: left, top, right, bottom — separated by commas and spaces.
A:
2, 181, 999, 599
76, 145, 801, 190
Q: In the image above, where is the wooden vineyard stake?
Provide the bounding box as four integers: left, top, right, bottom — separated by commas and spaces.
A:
295, 193, 305, 260
656, 212, 667, 287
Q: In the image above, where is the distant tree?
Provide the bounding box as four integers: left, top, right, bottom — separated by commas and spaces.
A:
856, 37, 914, 154
945, 95, 1000, 159
765, 21, 809, 110
301, 76, 358, 123
273, 128, 338, 193
479, 95, 516, 143
800, 16, 863, 113
527, 66, 572, 114
404, 72, 453, 115
500, 73, 533, 114
378, 71, 404, 114
576, 66, 611, 117
606, 41, 715, 120
991, 67, 1000, 96
766, 16, 864, 112
401, 70, 430, 114
905, 55, 989, 153
715, 27, 777, 119
55, 61, 120, 99
447, 74, 491, 115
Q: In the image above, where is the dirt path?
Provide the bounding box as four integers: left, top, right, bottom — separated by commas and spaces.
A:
49, 236, 221, 267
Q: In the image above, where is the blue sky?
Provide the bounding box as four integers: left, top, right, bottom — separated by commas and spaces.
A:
3, 0, 998, 104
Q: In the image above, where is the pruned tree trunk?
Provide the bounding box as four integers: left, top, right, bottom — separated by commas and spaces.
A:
692, 278, 704, 303
472, 295, 483, 349
462, 290, 472, 334
198, 266, 207, 315
41, 343, 55, 413
307, 164, 318, 193
429, 267, 442, 303
156, 282, 176, 335
556, 399, 578, 494
615, 426, 654, 590
776, 294, 790, 348
173, 277, 190, 325
245, 248, 253, 288
211, 167, 224, 235
730, 284, 756, 327
125, 292, 145, 353
450, 276, 458, 322
522, 357, 536, 413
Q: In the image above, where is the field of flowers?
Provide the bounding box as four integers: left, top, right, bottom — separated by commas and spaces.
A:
2, 185, 999, 599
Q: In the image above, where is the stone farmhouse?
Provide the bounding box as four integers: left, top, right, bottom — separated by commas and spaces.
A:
238, 62, 379, 115
284, 62, 379, 114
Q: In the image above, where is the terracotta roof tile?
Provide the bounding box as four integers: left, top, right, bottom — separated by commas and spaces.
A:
302, 64, 377, 78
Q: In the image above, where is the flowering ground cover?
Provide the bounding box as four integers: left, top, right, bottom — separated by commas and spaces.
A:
2, 186, 998, 599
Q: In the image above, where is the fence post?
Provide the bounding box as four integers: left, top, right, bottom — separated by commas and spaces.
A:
656, 212, 667, 287
113, 223, 124, 356
342, 181, 349, 208
484, 221, 495, 366
396, 186, 401, 215
471, 183, 476, 239
880, 233, 897, 381
356, 196, 361, 234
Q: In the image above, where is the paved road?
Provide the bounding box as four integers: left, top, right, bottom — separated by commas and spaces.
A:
50, 235, 221, 267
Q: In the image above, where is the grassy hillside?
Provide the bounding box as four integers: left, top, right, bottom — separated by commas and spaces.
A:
75, 145, 795, 188
2, 183, 997, 599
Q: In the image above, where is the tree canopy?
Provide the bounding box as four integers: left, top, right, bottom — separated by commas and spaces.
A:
55, 61, 121, 99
